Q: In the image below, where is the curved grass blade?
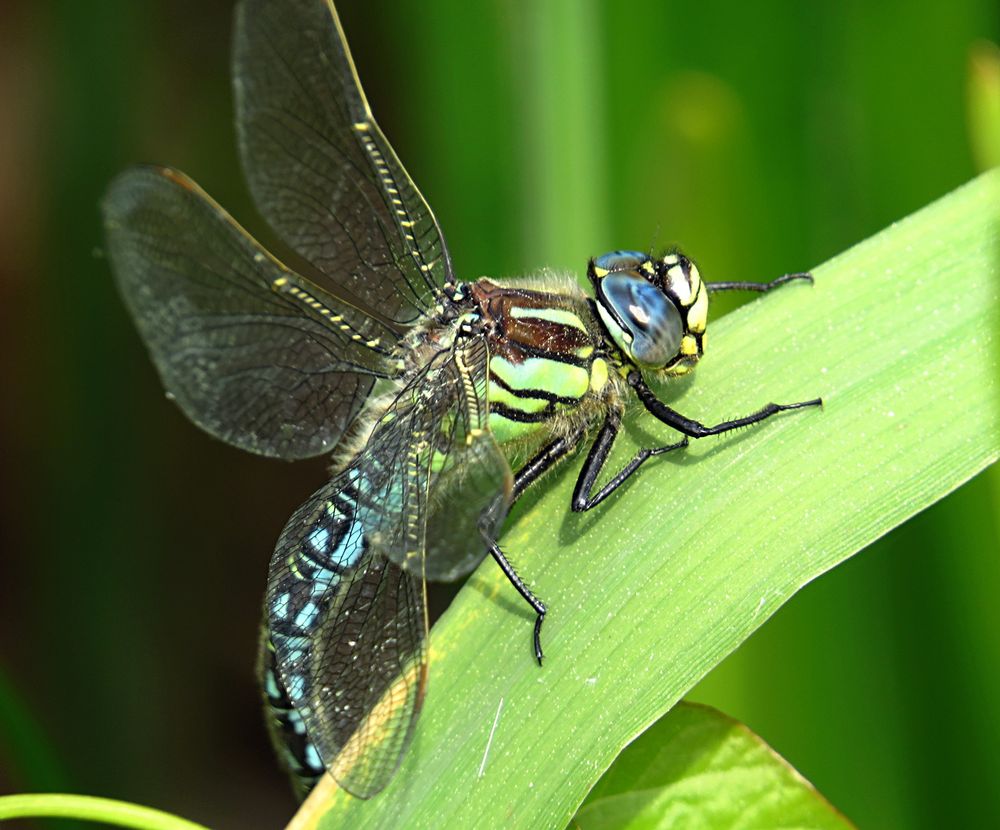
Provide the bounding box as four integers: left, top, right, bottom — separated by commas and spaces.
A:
0, 794, 209, 830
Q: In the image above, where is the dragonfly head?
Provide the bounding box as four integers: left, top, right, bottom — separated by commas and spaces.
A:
588, 250, 708, 375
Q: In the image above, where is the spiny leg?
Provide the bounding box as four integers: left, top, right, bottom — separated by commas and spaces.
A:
479, 430, 585, 664
639, 270, 819, 432
572, 407, 688, 512
628, 371, 822, 438
706, 271, 813, 293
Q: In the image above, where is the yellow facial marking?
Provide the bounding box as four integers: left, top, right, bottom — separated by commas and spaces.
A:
680, 335, 698, 356
687, 283, 709, 333
688, 262, 701, 297
666, 265, 692, 305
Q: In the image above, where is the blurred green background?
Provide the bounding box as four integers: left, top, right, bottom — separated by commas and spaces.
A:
1, 1, 998, 828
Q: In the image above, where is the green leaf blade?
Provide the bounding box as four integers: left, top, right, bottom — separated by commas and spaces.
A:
307, 171, 999, 828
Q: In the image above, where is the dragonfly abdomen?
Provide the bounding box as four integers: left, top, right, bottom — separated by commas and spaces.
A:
263, 479, 371, 792
260, 635, 325, 798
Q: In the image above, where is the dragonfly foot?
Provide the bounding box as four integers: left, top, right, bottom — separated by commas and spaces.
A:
534, 611, 545, 666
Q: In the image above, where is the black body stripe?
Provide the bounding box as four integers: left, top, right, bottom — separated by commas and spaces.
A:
488, 370, 580, 407
512, 340, 591, 368
490, 402, 562, 424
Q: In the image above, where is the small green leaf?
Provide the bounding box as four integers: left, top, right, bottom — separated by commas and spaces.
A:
572, 702, 854, 830
304, 169, 999, 829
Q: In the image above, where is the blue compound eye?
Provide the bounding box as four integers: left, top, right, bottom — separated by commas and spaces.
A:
600, 274, 682, 367
593, 250, 651, 275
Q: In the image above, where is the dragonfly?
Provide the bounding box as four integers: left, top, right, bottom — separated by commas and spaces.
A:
102, 0, 821, 801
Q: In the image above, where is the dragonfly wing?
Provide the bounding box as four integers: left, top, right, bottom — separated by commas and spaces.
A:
422, 440, 512, 582
234, 0, 453, 324
103, 166, 396, 460
421, 337, 514, 582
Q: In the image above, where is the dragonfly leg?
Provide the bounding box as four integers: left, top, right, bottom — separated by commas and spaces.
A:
572, 408, 688, 512
480, 431, 585, 665
510, 430, 585, 499
628, 371, 822, 438
706, 271, 813, 293
482, 537, 548, 664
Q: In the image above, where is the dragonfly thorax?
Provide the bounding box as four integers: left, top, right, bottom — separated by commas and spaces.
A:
465, 276, 612, 447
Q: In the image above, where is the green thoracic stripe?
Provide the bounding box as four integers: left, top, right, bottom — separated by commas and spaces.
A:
488, 381, 551, 413
509, 306, 589, 332
490, 355, 590, 401
488, 410, 550, 445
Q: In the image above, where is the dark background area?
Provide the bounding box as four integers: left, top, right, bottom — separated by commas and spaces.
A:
1, 1, 998, 828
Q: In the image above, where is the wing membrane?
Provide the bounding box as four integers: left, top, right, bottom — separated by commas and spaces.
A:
234, 0, 453, 325
103, 166, 396, 460
265, 336, 511, 797
421, 337, 514, 581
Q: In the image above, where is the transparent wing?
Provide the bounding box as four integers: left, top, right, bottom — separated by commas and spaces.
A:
265, 337, 511, 797
102, 165, 397, 460
421, 339, 513, 582
233, 0, 453, 325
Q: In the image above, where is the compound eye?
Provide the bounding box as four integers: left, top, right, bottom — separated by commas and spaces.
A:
601, 274, 682, 367
593, 250, 651, 275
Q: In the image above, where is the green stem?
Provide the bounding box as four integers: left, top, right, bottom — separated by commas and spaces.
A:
516, 0, 606, 271
0, 794, 210, 830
